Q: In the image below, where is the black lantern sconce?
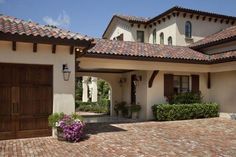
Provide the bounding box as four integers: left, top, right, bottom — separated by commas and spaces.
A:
133, 75, 142, 86
62, 64, 71, 81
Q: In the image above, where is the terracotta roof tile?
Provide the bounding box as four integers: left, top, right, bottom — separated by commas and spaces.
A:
0, 14, 93, 42
210, 50, 236, 61
88, 39, 209, 61
190, 26, 236, 49
115, 15, 150, 23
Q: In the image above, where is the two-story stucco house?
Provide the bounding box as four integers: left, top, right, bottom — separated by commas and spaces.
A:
0, 6, 236, 140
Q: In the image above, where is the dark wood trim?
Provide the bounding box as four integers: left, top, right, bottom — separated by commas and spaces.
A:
226, 20, 229, 24
131, 23, 134, 27
183, 13, 186, 18
208, 17, 212, 22
207, 72, 211, 89
190, 14, 193, 18
196, 15, 199, 20
70, 46, 74, 55
202, 16, 206, 21
33, 43, 37, 52
158, 20, 161, 24
79, 52, 236, 65
214, 18, 218, 22
148, 70, 159, 88
231, 21, 235, 25
12, 41, 16, 51
162, 18, 165, 22
167, 15, 171, 19
0, 32, 92, 48
220, 19, 224, 23
52, 45, 56, 54
172, 13, 176, 17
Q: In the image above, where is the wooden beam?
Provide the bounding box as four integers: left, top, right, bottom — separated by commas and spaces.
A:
70, 46, 74, 55
208, 17, 212, 22
137, 24, 140, 28
167, 15, 171, 19
214, 18, 218, 23
196, 15, 199, 20
207, 72, 211, 89
231, 21, 235, 25
176, 12, 179, 17
153, 22, 156, 26
220, 19, 223, 23
148, 70, 159, 88
12, 41, 16, 51
158, 20, 161, 24
183, 13, 186, 18
162, 18, 165, 22
33, 43, 37, 52
172, 13, 176, 17
131, 23, 134, 27
52, 45, 56, 54
226, 20, 229, 24
202, 16, 206, 21
190, 14, 193, 19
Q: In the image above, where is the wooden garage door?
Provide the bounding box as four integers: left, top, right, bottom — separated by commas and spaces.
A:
0, 63, 53, 140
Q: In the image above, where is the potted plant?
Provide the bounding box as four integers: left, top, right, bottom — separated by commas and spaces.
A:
114, 101, 126, 117
130, 105, 141, 119
48, 112, 85, 142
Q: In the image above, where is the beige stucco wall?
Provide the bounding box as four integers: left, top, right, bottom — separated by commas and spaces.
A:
0, 41, 75, 115
105, 15, 234, 46
76, 72, 122, 116
209, 71, 236, 113
201, 41, 236, 54
146, 71, 210, 120
176, 16, 233, 46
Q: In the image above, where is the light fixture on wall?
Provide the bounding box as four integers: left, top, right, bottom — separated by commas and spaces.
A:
62, 64, 71, 81
133, 75, 142, 86
119, 77, 127, 87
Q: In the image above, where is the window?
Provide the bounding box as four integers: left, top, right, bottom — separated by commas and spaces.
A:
137, 31, 144, 42
185, 21, 192, 38
173, 75, 189, 94
168, 36, 172, 45
160, 32, 164, 44
152, 29, 156, 44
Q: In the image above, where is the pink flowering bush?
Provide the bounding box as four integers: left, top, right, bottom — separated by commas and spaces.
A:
48, 113, 85, 142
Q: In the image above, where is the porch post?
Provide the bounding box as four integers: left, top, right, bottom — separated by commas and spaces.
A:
82, 76, 89, 102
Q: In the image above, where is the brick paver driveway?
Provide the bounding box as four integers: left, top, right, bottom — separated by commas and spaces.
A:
1, 118, 236, 157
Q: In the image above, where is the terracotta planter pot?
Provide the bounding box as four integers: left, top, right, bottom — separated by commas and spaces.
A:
56, 127, 65, 141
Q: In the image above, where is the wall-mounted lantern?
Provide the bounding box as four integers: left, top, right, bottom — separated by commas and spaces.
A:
133, 75, 142, 86
119, 77, 127, 87
62, 64, 71, 81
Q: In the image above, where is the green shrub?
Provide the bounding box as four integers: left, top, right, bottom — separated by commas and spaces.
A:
76, 101, 109, 113
152, 103, 219, 121
169, 92, 202, 104
129, 105, 141, 113
48, 112, 65, 128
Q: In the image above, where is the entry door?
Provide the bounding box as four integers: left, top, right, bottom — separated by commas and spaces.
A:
131, 75, 136, 104
0, 63, 53, 140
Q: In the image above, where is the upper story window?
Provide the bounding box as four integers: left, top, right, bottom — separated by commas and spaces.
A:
137, 31, 144, 43
168, 36, 172, 45
185, 21, 192, 38
152, 29, 156, 44
160, 32, 164, 44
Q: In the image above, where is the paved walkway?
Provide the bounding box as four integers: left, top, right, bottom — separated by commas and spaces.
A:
0, 118, 236, 157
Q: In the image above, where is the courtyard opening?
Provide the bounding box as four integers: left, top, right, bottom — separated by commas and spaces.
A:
75, 76, 112, 116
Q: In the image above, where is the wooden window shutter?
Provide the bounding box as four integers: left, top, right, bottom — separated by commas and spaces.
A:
191, 75, 199, 93
164, 74, 174, 98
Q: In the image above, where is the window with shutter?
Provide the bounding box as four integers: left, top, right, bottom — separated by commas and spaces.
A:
164, 74, 173, 98
191, 75, 199, 93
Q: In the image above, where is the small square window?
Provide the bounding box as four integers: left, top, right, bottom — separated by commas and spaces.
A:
137, 31, 144, 43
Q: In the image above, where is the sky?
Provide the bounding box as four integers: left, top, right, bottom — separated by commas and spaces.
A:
0, 0, 236, 38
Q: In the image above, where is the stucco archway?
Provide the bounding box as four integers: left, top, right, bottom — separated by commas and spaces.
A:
76, 72, 123, 116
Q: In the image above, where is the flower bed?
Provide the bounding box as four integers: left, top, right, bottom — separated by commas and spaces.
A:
152, 103, 219, 121
48, 113, 85, 142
